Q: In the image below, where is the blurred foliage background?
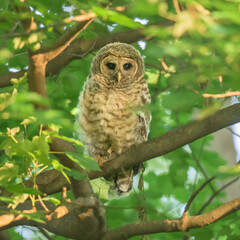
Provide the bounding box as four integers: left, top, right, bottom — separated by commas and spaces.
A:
0, 0, 240, 239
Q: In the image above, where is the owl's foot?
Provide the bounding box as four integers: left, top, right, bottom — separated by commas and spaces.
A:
93, 154, 108, 166
107, 147, 114, 159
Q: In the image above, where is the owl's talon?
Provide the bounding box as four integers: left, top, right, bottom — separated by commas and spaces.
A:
107, 148, 114, 159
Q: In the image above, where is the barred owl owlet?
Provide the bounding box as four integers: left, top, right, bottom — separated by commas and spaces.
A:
77, 42, 151, 196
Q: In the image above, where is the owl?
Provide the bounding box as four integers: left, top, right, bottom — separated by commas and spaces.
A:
77, 42, 151, 196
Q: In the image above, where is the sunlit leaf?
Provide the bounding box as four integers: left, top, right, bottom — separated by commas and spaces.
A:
0, 196, 14, 203
91, 178, 109, 200
52, 160, 71, 184
0, 163, 19, 185
21, 211, 46, 224
8, 193, 29, 209
93, 7, 142, 29
66, 152, 101, 171
6, 184, 42, 195
11, 72, 28, 86
0, 48, 12, 63
66, 168, 86, 180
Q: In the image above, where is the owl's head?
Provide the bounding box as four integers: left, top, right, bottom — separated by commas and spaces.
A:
91, 42, 144, 86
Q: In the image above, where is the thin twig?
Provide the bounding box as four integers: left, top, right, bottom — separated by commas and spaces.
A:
182, 176, 216, 218
189, 144, 216, 193
203, 91, 240, 99
227, 127, 240, 138
197, 177, 239, 215
37, 195, 50, 212
160, 59, 169, 71
41, 18, 95, 62
173, 0, 181, 14
0, 23, 18, 49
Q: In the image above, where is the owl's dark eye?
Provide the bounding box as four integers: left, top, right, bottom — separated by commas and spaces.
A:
106, 62, 116, 70
123, 63, 132, 70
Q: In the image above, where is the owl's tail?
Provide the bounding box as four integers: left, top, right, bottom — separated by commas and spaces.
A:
112, 164, 142, 197
116, 169, 134, 195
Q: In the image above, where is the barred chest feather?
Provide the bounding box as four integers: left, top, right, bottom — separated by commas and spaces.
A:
78, 80, 149, 157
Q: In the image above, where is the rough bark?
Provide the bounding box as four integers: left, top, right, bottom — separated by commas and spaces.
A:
101, 197, 240, 240
0, 198, 106, 240
0, 20, 173, 88
37, 103, 240, 196
1, 197, 239, 240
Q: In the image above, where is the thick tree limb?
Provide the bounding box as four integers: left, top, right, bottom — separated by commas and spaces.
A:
88, 103, 240, 179
35, 103, 240, 196
38, 19, 94, 62
23, 169, 69, 195
101, 197, 240, 240
21, 2, 96, 199
0, 20, 173, 88
0, 29, 143, 88
49, 137, 94, 198
0, 196, 239, 240
0, 198, 106, 240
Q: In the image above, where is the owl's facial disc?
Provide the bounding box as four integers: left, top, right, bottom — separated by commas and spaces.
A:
100, 56, 138, 84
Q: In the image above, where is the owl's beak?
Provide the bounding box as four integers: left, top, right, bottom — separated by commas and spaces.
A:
117, 71, 121, 83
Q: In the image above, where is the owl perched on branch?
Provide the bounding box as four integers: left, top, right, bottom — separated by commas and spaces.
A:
77, 42, 151, 196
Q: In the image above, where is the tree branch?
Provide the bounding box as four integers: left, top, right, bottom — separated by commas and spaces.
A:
34, 103, 240, 196
39, 19, 94, 62
189, 144, 216, 193
88, 103, 240, 179
101, 197, 240, 240
197, 177, 240, 215
0, 20, 173, 88
182, 176, 216, 218
49, 137, 94, 198
0, 198, 106, 240
21, 2, 96, 199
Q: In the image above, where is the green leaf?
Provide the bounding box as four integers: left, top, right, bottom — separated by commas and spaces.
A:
0, 163, 19, 185
92, 7, 142, 29
218, 164, 240, 178
31, 135, 50, 164
8, 193, 29, 209
91, 178, 109, 200
34, 109, 72, 128
47, 197, 61, 205
0, 48, 12, 63
0, 0, 9, 10
6, 184, 42, 195
19, 211, 46, 224
49, 132, 84, 146
66, 151, 101, 171
191, 226, 214, 240
11, 72, 28, 86
0, 196, 14, 203
16, 92, 50, 107
52, 159, 71, 184
66, 168, 87, 180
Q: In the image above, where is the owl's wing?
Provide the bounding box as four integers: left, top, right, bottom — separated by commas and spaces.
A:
138, 110, 151, 142
139, 81, 151, 140
132, 84, 152, 176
